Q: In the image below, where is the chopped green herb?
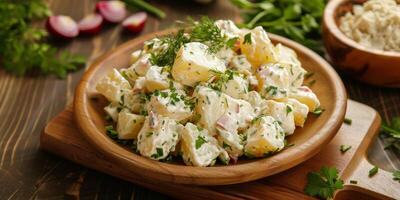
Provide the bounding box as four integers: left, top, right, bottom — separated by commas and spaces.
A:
244, 151, 255, 158
340, 145, 352, 153
304, 72, 315, 79
349, 180, 358, 184
369, 166, 378, 177
344, 118, 352, 125
380, 117, 400, 154
195, 135, 207, 149
226, 37, 239, 48
146, 132, 153, 138
265, 85, 278, 96
222, 142, 232, 150
304, 166, 344, 199
105, 125, 118, 139
286, 105, 293, 115
393, 170, 400, 183
306, 80, 316, 87
243, 33, 252, 44
151, 148, 164, 159
311, 107, 325, 116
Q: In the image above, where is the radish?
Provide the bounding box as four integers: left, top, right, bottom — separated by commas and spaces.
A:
78, 14, 103, 34
122, 12, 147, 33
46, 15, 79, 39
96, 1, 127, 23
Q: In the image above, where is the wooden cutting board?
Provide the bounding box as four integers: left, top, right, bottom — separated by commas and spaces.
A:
40, 100, 399, 200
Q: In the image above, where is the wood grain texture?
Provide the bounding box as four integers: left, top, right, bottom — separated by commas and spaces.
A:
41, 100, 399, 199
0, 0, 399, 199
323, 0, 400, 87
73, 29, 346, 185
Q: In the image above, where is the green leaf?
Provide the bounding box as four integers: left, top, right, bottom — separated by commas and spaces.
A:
369, 166, 379, 177
340, 145, 351, 153
311, 107, 325, 116
304, 166, 344, 199
105, 125, 118, 139
301, 14, 318, 32
344, 118, 352, 125
243, 33, 252, 44
284, 25, 305, 41
195, 135, 207, 149
283, 4, 302, 20
393, 170, 400, 183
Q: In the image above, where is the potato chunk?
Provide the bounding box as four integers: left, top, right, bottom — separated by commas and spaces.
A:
289, 86, 320, 112
172, 42, 226, 86
137, 112, 182, 160
244, 116, 285, 157
194, 86, 255, 135
96, 69, 131, 103
257, 63, 291, 100
261, 100, 296, 135
144, 65, 170, 92
240, 27, 278, 68
147, 89, 193, 122
117, 109, 145, 139
180, 123, 220, 167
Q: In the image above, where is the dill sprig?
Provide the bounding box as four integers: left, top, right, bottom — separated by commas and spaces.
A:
150, 29, 190, 67
189, 17, 227, 53
150, 17, 235, 67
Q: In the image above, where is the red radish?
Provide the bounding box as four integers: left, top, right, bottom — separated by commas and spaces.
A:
78, 14, 103, 34
46, 15, 79, 39
96, 1, 127, 23
122, 12, 147, 33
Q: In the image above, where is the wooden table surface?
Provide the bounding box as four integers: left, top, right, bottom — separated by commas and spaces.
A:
0, 0, 399, 199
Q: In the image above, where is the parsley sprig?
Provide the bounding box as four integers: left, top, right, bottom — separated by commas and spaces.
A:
230, 0, 326, 54
0, 0, 85, 78
380, 117, 400, 153
304, 166, 344, 199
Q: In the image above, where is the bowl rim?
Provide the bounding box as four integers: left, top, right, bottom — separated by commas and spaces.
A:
74, 29, 347, 185
324, 0, 400, 57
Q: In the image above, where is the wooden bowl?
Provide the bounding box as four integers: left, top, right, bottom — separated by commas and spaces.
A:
74, 29, 347, 185
323, 0, 400, 87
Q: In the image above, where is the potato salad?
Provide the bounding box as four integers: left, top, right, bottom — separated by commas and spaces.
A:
96, 18, 321, 167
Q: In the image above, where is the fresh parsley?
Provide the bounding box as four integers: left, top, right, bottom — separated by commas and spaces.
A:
230, 0, 326, 54
195, 135, 207, 149
304, 166, 344, 199
151, 148, 164, 159
349, 180, 357, 184
243, 33, 252, 44
380, 117, 400, 154
344, 118, 352, 125
339, 145, 351, 153
286, 105, 293, 115
368, 166, 378, 177
105, 125, 118, 139
0, 0, 85, 78
105, 125, 137, 151
311, 107, 325, 116
393, 170, 400, 183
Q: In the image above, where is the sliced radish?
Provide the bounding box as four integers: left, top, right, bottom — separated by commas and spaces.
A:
96, 1, 127, 23
46, 15, 79, 39
122, 12, 147, 33
78, 14, 103, 34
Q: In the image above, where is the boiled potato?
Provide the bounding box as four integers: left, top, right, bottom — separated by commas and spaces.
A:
172, 42, 226, 86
